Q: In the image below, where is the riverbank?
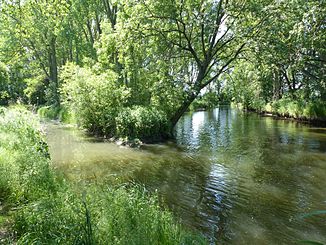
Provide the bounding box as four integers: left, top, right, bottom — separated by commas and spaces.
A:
37, 105, 171, 145
232, 99, 326, 127
257, 111, 326, 127
0, 107, 206, 244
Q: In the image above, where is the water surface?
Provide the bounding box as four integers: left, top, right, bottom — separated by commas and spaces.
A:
45, 107, 326, 244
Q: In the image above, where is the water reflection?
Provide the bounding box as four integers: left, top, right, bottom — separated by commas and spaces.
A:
45, 107, 326, 245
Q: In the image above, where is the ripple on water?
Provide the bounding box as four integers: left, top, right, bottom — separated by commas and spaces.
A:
45, 107, 326, 245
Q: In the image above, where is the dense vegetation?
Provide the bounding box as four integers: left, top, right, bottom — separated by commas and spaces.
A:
0, 0, 325, 136
0, 108, 206, 244
224, 0, 326, 120
0, 1, 324, 243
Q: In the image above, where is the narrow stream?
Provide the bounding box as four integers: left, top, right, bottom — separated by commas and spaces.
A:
45, 107, 326, 244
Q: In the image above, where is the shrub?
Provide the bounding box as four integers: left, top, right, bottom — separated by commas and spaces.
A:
264, 103, 272, 113
57, 106, 76, 124
190, 91, 220, 111
249, 98, 265, 112
116, 106, 170, 141
60, 63, 171, 140
303, 100, 326, 120
60, 63, 130, 136
23, 76, 49, 106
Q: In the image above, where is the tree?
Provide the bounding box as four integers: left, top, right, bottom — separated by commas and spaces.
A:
119, 0, 249, 127
228, 0, 326, 106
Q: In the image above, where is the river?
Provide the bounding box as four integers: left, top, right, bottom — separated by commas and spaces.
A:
45, 107, 326, 245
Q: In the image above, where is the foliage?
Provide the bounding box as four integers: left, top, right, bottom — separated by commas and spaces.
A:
60, 63, 130, 136
0, 107, 56, 203
37, 106, 61, 120
270, 98, 326, 120
0, 0, 324, 133
117, 0, 249, 126
0, 62, 10, 106
60, 63, 170, 140
24, 76, 49, 106
37, 105, 75, 124
225, 0, 325, 120
14, 186, 206, 245
116, 106, 170, 141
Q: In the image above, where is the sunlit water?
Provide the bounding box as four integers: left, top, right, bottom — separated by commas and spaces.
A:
45, 107, 326, 245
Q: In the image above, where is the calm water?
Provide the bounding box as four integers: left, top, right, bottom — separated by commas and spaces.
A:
45, 107, 326, 245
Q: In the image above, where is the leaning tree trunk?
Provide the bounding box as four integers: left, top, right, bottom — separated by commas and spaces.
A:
170, 68, 207, 128
170, 93, 198, 128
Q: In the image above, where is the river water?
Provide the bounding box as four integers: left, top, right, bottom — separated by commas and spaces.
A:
45, 107, 326, 244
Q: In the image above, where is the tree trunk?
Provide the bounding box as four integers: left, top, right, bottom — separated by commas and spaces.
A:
49, 36, 59, 105
170, 94, 197, 128
170, 67, 207, 127
272, 69, 281, 100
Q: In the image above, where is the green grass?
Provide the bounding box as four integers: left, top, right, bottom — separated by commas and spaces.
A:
270, 98, 326, 120
235, 97, 326, 121
14, 186, 206, 245
0, 107, 207, 244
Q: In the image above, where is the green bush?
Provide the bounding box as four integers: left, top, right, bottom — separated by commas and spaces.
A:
57, 106, 76, 124
116, 106, 170, 141
249, 98, 265, 112
303, 100, 326, 119
60, 63, 171, 140
60, 63, 130, 136
190, 91, 221, 111
23, 76, 49, 106
37, 105, 60, 120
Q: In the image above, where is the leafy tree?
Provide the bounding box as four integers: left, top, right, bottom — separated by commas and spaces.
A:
119, 0, 249, 126
228, 0, 326, 108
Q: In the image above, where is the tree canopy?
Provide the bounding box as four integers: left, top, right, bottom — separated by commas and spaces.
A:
0, 0, 325, 139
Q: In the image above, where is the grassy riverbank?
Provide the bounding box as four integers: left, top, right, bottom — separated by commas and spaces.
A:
232, 98, 326, 125
0, 107, 206, 244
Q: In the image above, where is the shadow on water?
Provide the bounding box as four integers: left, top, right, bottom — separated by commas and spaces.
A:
45, 107, 326, 245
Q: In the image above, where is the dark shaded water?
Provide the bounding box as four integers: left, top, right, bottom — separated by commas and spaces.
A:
45, 107, 326, 244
